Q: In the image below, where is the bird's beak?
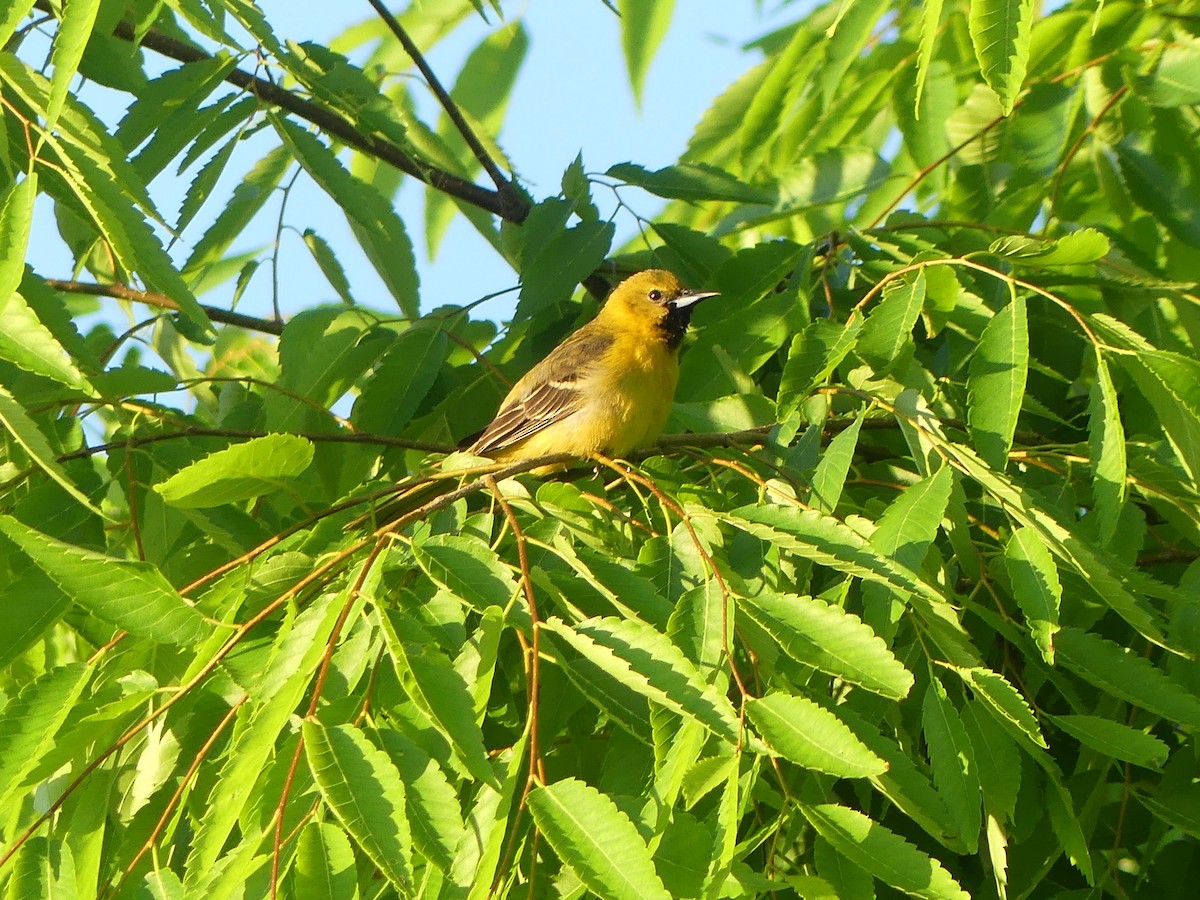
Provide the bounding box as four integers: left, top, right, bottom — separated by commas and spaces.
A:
672, 290, 719, 309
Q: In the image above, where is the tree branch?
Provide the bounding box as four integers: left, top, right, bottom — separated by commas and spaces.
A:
43, 279, 285, 335
30, 0, 529, 222
365, 0, 519, 203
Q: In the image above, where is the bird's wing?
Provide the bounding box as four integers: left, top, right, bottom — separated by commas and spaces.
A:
471, 330, 613, 455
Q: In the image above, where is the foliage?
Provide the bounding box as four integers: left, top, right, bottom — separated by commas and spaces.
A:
2, 0, 1200, 897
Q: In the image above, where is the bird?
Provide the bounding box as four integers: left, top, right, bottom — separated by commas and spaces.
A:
470, 269, 718, 464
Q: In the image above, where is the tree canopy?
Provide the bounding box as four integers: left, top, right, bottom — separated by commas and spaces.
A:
2, 0, 1200, 897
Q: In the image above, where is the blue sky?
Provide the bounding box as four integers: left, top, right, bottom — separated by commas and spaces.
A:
25, 1, 796, 327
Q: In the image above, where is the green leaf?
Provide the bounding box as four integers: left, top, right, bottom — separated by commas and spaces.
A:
542, 616, 742, 744
0, 384, 104, 517
739, 592, 913, 699
1003, 525, 1061, 663
516, 218, 615, 319
1089, 350, 1127, 545
810, 415, 862, 513
616, 0, 676, 108
0, 0, 36, 50
187, 593, 342, 877
1136, 38, 1200, 107
293, 822, 358, 900
747, 693, 887, 778
528, 778, 672, 900
969, 0, 1034, 114
304, 720, 412, 894
952, 665, 1046, 749
741, 23, 812, 170
184, 145, 293, 275
376, 728, 465, 874
914, 0, 946, 115
605, 162, 776, 205
988, 229, 1109, 266
0, 515, 210, 644
967, 295, 1027, 470
377, 609, 498, 789
273, 117, 420, 315
725, 504, 976, 665
1055, 627, 1200, 730
0, 662, 91, 806
46, 0, 103, 136
153, 434, 315, 508
858, 271, 926, 371
414, 534, 526, 625
1051, 714, 1169, 769
0, 174, 35, 304
802, 803, 969, 899
922, 678, 982, 855
302, 229, 355, 305
777, 318, 863, 421
353, 327, 449, 434
862, 466, 954, 641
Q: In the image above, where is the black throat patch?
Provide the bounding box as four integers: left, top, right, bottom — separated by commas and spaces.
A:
659, 303, 694, 351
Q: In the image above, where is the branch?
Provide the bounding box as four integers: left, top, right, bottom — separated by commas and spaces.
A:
43, 279, 284, 335
30, 0, 529, 223
365, 0, 518, 202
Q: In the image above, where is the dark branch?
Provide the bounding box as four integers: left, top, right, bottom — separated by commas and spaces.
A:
365, 0, 518, 204
44, 279, 285, 335
30, 0, 529, 222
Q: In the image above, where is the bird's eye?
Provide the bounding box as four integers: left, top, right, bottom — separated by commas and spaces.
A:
648, 289, 663, 302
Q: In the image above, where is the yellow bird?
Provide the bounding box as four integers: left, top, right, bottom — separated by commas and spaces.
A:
471, 269, 718, 463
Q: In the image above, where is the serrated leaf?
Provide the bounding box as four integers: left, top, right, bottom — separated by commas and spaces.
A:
747, 693, 887, 778
953, 665, 1046, 749
725, 504, 976, 665
1055, 627, 1200, 730
153, 434, 314, 508
860, 271, 927, 373
1003, 526, 1061, 663
914, 0, 946, 115
187, 593, 341, 877
0, 515, 210, 644
414, 534, 525, 624
184, 145, 293, 274
273, 117, 419, 315
376, 728, 465, 874
46, 0, 103, 136
1051, 714, 1168, 769
739, 592, 913, 699
741, 23, 812, 170
377, 609, 498, 789
304, 720, 412, 893
1136, 38, 1200, 107
0, 385, 104, 517
777, 318, 863, 419
605, 162, 776, 204
922, 678, 982, 854
542, 616, 741, 744
0, 176, 89, 389
0, 662, 91, 805
810, 415, 862, 513
302, 229, 355, 304
616, 0, 676, 108
968, 295, 1027, 470
969, 0, 1034, 114
803, 804, 969, 899
1089, 350, 1126, 545
353, 327, 448, 434
293, 822, 358, 900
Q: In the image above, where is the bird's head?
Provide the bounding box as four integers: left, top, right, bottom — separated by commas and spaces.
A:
600, 269, 719, 349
